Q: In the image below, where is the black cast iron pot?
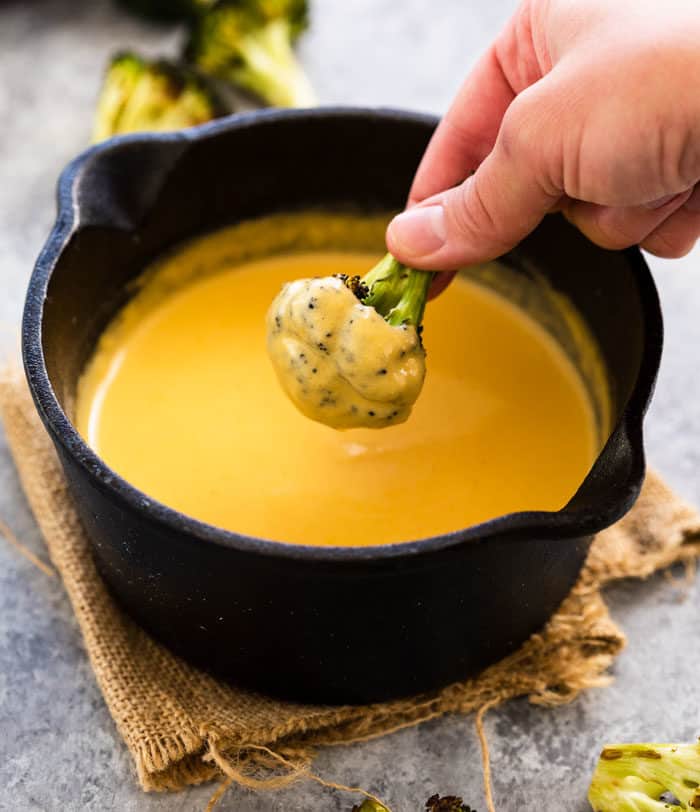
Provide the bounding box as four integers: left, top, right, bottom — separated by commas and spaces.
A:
23, 109, 662, 704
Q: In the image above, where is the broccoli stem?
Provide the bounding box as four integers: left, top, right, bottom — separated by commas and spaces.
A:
237, 18, 316, 107
385, 266, 433, 327
360, 254, 435, 328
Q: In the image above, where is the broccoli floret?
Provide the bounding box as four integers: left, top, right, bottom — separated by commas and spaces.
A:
588, 742, 700, 811
116, 0, 216, 23
186, 0, 316, 107
92, 51, 229, 142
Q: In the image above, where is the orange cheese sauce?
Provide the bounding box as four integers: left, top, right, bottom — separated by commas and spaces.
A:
76, 237, 600, 546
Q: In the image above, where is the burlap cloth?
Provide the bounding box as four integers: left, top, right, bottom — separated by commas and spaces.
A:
2, 368, 700, 806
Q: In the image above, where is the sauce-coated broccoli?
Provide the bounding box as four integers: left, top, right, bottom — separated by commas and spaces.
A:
266, 255, 435, 429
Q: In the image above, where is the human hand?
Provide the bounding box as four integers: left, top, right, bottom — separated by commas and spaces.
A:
387, 0, 700, 281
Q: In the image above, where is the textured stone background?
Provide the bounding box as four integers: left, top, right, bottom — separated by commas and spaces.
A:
0, 1, 698, 810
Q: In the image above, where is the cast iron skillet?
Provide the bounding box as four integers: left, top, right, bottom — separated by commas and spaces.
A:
22, 109, 662, 704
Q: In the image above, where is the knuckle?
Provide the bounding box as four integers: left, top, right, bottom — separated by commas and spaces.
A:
673, 123, 700, 190
498, 95, 539, 165
642, 232, 697, 259
593, 211, 642, 251
445, 178, 511, 256
595, 233, 637, 251
498, 89, 560, 195
566, 205, 638, 251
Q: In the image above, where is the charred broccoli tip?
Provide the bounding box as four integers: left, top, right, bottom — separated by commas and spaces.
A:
350, 795, 476, 812
425, 794, 477, 812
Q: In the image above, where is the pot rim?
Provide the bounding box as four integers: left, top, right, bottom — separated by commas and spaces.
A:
21, 106, 663, 563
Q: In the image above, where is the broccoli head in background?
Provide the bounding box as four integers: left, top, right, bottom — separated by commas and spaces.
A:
92, 51, 229, 142
116, 0, 216, 23
186, 0, 316, 108
588, 742, 700, 811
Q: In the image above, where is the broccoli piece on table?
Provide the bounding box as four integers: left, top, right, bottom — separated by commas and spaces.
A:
351, 795, 476, 812
116, 0, 215, 23
352, 801, 389, 812
92, 51, 229, 142
425, 795, 476, 812
186, 0, 316, 107
588, 742, 700, 811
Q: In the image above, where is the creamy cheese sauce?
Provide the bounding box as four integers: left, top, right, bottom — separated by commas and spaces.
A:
266, 276, 425, 428
76, 220, 602, 547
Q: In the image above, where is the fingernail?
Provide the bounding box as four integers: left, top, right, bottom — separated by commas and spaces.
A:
388, 205, 447, 258
684, 184, 700, 212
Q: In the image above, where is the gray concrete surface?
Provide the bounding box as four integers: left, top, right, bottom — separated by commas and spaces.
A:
0, 1, 698, 810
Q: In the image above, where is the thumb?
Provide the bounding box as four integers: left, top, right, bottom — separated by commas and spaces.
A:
387, 97, 562, 270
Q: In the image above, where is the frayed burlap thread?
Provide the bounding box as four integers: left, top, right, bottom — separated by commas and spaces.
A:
2, 368, 699, 798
